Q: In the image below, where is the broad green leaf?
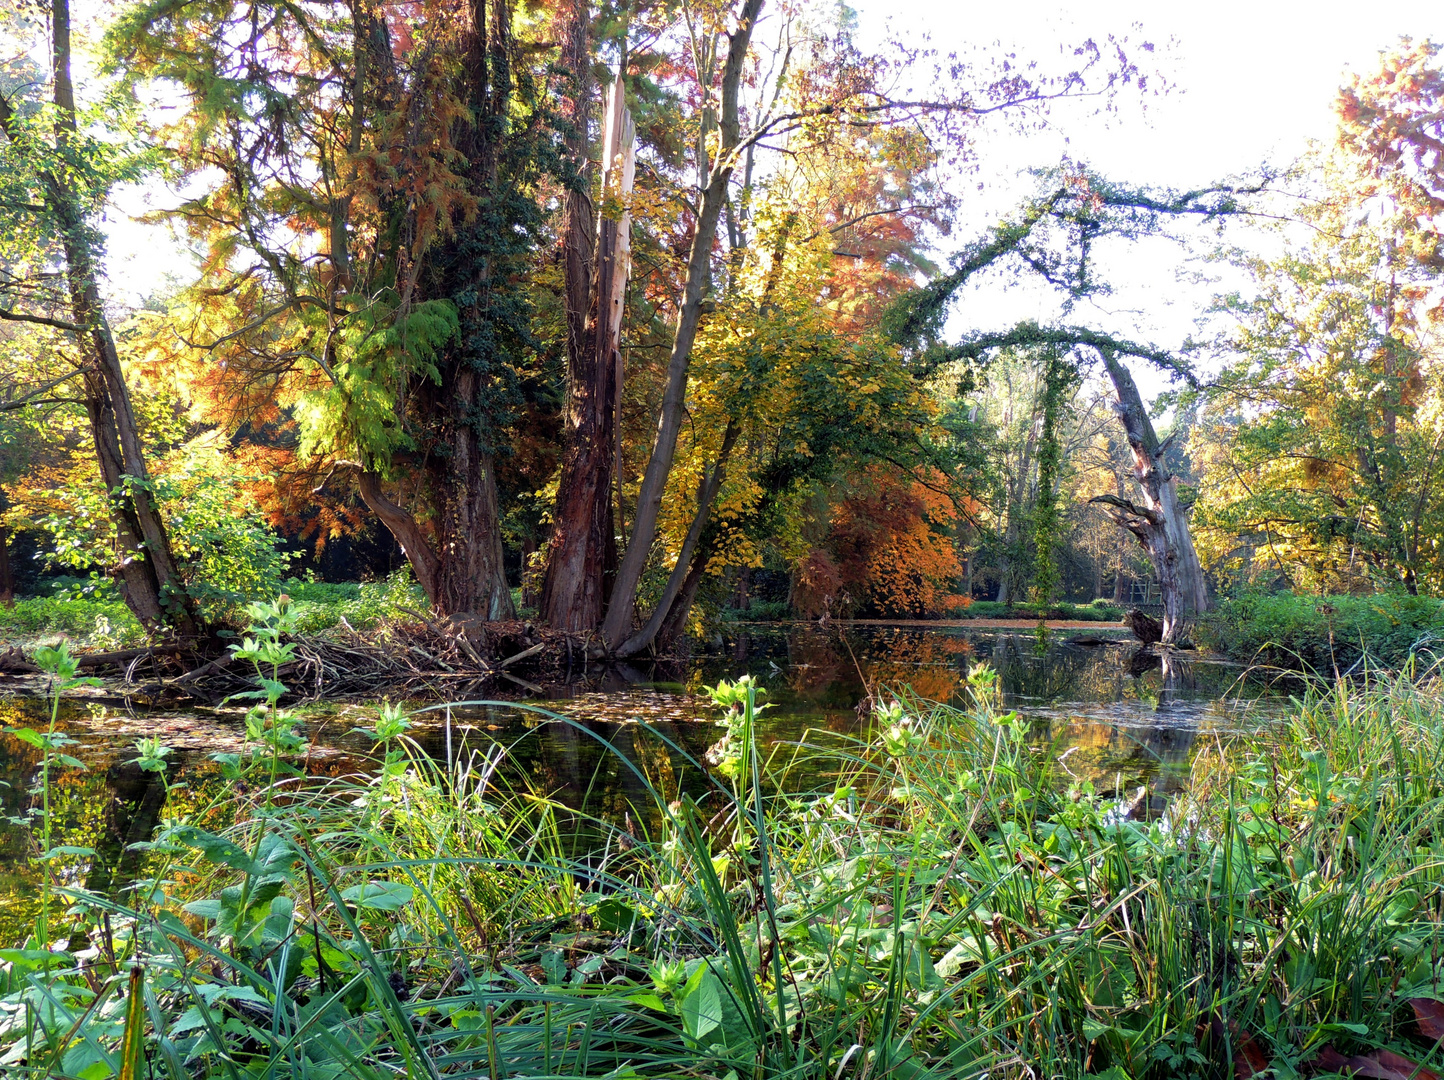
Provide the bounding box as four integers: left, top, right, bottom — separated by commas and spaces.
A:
339, 880, 413, 911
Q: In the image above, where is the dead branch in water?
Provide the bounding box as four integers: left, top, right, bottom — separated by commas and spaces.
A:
0, 620, 591, 703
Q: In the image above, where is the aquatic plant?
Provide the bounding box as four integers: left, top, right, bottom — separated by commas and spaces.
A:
8, 639, 1444, 1076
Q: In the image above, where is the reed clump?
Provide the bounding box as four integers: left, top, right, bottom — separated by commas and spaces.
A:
6, 611, 1444, 1079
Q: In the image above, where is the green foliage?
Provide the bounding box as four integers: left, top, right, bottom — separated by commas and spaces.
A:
1201, 590, 1444, 672
0, 572, 425, 645
719, 599, 793, 622
0, 596, 142, 647
14, 666, 1444, 1077
961, 599, 1125, 621
293, 300, 459, 470
283, 572, 428, 633
25, 466, 293, 625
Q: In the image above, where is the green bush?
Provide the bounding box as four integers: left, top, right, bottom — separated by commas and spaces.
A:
1201, 590, 1444, 671
962, 599, 1125, 621
284, 570, 429, 633
720, 599, 793, 622
0, 596, 142, 647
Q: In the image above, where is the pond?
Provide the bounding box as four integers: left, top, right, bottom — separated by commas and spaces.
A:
0, 622, 1287, 946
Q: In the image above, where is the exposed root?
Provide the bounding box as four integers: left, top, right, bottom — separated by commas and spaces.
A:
0, 619, 595, 703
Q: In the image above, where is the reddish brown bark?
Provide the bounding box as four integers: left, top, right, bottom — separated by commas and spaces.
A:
541, 50, 639, 631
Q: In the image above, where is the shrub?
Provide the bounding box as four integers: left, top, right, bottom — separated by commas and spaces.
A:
0, 595, 142, 647
1201, 590, 1444, 671
285, 570, 429, 633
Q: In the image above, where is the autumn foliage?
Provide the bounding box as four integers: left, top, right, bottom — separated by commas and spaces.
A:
796, 466, 970, 619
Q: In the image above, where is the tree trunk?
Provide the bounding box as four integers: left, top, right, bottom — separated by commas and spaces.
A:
355, 471, 440, 604
0, 528, 13, 608
1091, 349, 1208, 644
433, 388, 515, 619
617, 417, 739, 656
600, 0, 765, 651
658, 549, 712, 649
542, 60, 638, 632
35, 0, 201, 635
352, 0, 517, 623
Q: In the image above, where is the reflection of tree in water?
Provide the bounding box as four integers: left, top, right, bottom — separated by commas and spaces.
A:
856, 629, 976, 704
983, 635, 1113, 704
1044, 719, 1198, 802
782, 630, 852, 700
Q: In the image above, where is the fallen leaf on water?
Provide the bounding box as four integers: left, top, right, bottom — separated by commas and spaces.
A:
1411, 999, 1444, 1043
1311, 1044, 1440, 1080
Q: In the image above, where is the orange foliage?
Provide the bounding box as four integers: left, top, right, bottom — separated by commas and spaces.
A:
798, 466, 971, 618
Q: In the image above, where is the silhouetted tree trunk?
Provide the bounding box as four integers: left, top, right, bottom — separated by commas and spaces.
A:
0, 0, 200, 634
0, 528, 12, 607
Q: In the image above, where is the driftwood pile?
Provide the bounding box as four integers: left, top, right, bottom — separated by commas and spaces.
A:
0, 618, 592, 703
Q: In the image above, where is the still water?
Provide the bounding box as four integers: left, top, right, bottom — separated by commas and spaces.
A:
0, 623, 1287, 945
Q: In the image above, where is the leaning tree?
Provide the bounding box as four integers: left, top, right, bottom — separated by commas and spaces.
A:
886, 173, 1264, 643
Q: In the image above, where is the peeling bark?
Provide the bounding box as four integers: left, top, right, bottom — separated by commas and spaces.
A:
542, 56, 638, 631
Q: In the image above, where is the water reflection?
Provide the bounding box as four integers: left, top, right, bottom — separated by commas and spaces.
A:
0, 625, 1285, 946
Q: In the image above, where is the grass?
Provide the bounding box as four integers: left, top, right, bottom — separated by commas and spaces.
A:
0, 572, 428, 650
8, 611, 1444, 1077
1202, 589, 1444, 672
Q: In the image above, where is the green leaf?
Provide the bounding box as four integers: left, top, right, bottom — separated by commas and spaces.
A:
0, 948, 74, 970
167, 826, 253, 871
339, 880, 413, 911
37, 845, 96, 860
680, 968, 722, 1042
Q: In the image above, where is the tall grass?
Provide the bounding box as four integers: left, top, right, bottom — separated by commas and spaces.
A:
7, 628, 1444, 1077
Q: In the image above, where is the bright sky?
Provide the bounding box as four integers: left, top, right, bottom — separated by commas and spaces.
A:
100, 0, 1444, 399
850, 0, 1444, 396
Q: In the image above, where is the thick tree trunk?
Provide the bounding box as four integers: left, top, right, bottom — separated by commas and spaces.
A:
1091, 349, 1208, 644
351, 0, 516, 623
542, 62, 638, 632
433, 410, 514, 620
600, 0, 764, 650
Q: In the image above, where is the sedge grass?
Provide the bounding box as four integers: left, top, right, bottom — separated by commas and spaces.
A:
8, 643, 1444, 1077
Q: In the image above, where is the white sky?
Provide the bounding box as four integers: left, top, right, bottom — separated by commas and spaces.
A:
849, 0, 1444, 397
99, 0, 1444, 400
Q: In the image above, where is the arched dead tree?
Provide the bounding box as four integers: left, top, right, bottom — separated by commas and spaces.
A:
1089, 348, 1208, 644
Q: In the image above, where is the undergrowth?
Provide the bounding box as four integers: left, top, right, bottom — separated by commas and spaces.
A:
1201, 590, 1444, 672
5, 602, 1444, 1078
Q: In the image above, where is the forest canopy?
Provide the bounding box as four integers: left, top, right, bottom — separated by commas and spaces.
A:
1, 0, 1441, 649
